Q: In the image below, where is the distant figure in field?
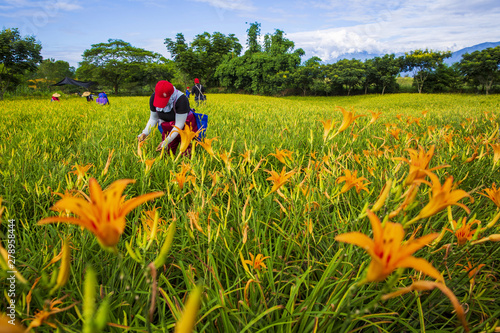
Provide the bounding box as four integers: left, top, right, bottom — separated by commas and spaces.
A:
137, 80, 198, 155
51, 93, 60, 102
185, 86, 190, 99
82, 91, 93, 102
96, 92, 110, 105
191, 78, 206, 106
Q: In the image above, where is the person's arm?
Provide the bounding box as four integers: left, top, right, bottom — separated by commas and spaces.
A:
139, 111, 159, 138
161, 112, 188, 148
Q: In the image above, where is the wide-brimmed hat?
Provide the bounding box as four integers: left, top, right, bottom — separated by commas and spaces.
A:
194, 78, 200, 84
82, 91, 91, 97
52, 93, 61, 97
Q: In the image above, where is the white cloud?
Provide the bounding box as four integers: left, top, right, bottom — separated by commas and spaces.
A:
290, 0, 500, 61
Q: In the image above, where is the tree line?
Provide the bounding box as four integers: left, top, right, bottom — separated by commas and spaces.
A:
1, 24, 500, 100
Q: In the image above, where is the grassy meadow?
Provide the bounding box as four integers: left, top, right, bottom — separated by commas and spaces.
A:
1, 93, 500, 332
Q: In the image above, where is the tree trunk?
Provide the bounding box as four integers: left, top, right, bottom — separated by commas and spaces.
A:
382, 85, 386, 95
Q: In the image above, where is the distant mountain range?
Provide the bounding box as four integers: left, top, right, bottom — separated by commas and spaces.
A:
443, 41, 500, 65
328, 41, 500, 65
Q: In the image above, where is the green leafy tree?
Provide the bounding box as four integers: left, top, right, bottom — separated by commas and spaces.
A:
215, 24, 304, 95
329, 59, 366, 96
30, 58, 75, 89
372, 54, 401, 95
458, 46, 500, 95
245, 22, 262, 55
164, 32, 241, 87
402, 49, 452, 93
0, 28, 42, 99
76, 39, 164, 94
292, 56, 323, 96
423, 63, 463, 93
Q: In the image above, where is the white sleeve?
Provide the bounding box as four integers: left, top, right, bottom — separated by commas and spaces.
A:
162, 112, 188, 147
140, 111, 159, 136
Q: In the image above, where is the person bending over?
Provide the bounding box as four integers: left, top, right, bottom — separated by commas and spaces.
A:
137, 80, 197, 155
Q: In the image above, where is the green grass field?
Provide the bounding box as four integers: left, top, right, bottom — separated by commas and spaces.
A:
0, 93, 499, 332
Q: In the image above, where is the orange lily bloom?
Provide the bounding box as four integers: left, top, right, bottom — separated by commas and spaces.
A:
265, 167, 295, 194
393, 145, 449, 186
174, 124, 200, 154
144, 158, 156, 173
369, 110, 382, 124
243, 252, 270, 271
446, 218, 480, 245
337, 106, 365, 133
320, 119, 335, 141
240, 150, 252, 164
415, 171, 471, 220
458, 261, 485, 290
480, 183, 500, 207
69, 163, 93, 185
388, 127, 401, 140
269, 148, 293, 164
335, 210, 443, 283
490, 143, 500, 164
219, 150, 234, 171
39, 178, 164, 248
336, 169, 369, 194
25, 297, 76, 331
171, 163, 194, 190
197, 137, 218, 157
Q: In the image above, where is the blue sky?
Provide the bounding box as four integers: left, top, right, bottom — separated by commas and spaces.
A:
1, 0, 499, 68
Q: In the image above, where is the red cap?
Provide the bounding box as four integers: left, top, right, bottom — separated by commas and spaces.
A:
194, 78, 200, 84
153, 80, 174, 108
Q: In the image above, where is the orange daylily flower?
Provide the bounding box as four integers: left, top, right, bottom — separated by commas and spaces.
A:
69, 163, 93, 185
144, 158, 156, 173
393, 145, 449, 186
490, 143, 500, 164
415, 171, 471, 220
219, 150, 234, 171
268, 148, 293, 164
173, 124, 200, 154
320, 119, 335, 141
171, 163, 194, 190
336, 169, 370, 194
197, 137, 218, 157
25, 297, 76, 331
446, 218, 480, 245
337, 106, 365, 133
265, 167, 295, 194
388, 127, 401, 140
240, 150, 252, 164
335, 210, 443, 283
142, 207, 166, 232
243, 252, 270, 271
458, 260, 485, 291
369, 110, 382, 124
38, 178, 164, 248
480, 183, 500, 207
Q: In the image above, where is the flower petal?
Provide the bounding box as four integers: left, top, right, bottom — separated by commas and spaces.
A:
397, 256, 443, 282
